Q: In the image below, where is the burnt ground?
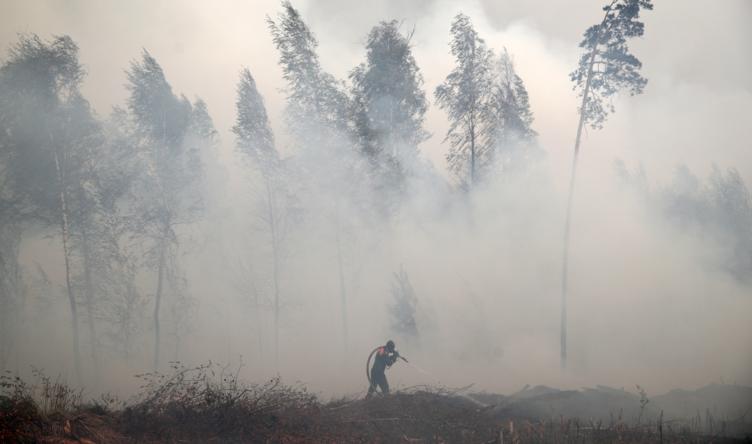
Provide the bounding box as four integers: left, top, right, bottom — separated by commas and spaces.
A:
2, 366, 751, 443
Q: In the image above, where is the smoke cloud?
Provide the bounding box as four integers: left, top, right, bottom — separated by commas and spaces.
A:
1, 0, 750, 399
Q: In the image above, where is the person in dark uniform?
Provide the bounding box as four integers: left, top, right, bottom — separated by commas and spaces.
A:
367, 340, 401, 398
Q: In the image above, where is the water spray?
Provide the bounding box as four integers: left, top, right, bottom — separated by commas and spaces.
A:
365, 347, 486, 407
403, 360, 436, 380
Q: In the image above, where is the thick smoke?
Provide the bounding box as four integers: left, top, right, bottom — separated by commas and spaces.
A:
0, 0, 750, 401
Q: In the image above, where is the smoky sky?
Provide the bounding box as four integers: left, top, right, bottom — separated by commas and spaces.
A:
1, 1, 751, 395
1, 0, 750, 183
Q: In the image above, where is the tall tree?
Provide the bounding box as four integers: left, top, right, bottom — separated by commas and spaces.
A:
389, 267, 419, 341
97, 106, 147, 360
0, 223, 23, 370
485, 49, 537, 173
0, 67, 26, 371
435, 13, 494, 189
125, 50, 203, 370
233, 68, 290, 369
268, 2, 358, 360
350, 20, 428, 170
0, 34, 103, 383
561, 0, 653, 368
63, 96, 110, 378
707, 168, 752, 283
267, 1, 349, 148
234, 69, 276, 166
624, 164, 752, 288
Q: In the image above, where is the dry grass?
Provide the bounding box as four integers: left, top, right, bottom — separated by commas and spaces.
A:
1, 366, 748, 443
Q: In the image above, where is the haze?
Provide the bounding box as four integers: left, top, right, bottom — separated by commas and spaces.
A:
1, 0, 750, 400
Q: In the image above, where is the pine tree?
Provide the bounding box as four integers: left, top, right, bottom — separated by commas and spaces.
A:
560, 0, 653, 368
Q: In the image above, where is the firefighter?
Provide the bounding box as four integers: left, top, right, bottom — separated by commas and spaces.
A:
367, 340, 401, 398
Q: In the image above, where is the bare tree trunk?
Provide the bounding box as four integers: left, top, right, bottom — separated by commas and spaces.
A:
0, 256, 11, 370
0, 286, 6, 370
560, 40, 599, 370
335, 209, 348, 357
0, 230, 22, 371
54, 150, 82, 384
152, 110, 171, 372
241, 259, 265, 373
469, 41, 477, 189
253, 285, 264, 373
265, 180, 280, 372
174, 325, 180, 362
80, 223, 99, 377
124, 281, 137, 360
0, 245, 10, 370
0, 307, 8, 370
153, 226, 168, 371
470, 116, 476, 188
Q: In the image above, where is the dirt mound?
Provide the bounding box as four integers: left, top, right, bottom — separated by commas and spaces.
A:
316, 390, 499, 442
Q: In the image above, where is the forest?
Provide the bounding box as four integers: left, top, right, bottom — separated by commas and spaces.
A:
1, 0, 751, 442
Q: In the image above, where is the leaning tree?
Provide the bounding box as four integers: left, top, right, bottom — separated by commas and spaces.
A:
0, 34, 103, 383
125, 50, 203, 370
233, 67, 290, 369
561, 0, 653, 368
267, 1, 356, 363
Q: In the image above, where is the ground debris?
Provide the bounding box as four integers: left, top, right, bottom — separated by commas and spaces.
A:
2, 368, 750, 443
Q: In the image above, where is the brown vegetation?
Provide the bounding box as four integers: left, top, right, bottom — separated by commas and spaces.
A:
1, 366, 749, 443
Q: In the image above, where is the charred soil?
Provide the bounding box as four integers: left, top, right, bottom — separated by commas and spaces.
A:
2, 366, 750, 443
